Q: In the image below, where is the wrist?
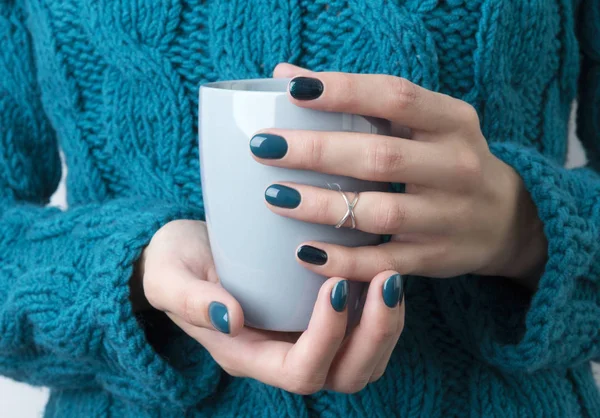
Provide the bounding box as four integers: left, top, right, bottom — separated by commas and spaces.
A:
482, 162, 547, 290
502, 179, 548, 289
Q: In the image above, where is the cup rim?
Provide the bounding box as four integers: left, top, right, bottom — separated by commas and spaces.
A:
200, 78, 292, 94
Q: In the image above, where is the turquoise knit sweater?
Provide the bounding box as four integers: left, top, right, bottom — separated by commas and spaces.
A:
1, 1, 599, 417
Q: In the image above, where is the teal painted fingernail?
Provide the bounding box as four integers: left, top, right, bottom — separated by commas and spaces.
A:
330, 280, 349, 312
250, 133, 288, 159
208, 302, 230, 334
265, 184, 301, 209
289, 77, 324, 100
297, 245, 328, 265
382, 274, 402, 308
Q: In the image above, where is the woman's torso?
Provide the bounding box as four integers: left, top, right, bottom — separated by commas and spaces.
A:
26, 0, 579, 207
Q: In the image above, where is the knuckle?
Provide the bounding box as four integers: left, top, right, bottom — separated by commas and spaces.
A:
204, 264, 219, 284
454, 149, 482, 182
460, 102, 480, 127
216, 353, 246, 378
373, 197, 406, 233
369, 370, 386, 383
283, 371, 324, 395
310, 191, 331, 222
373, 249, 397, 273
181, 292, 204, 325
366, 141, 403, 180
302, 135, 325, 170
332, 375, 369, 394
389, 77, 418, 111
420, 244, 452, 277
332, 74, 357, 110
339, 253, 358, 278
419, 247, 436, 267
142, 274, 162, 309
220, 364, 244, 378
371, 319, 398, 345
452, 200, 474, 229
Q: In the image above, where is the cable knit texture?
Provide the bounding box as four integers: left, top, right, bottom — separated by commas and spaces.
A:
1, 0, 599, 417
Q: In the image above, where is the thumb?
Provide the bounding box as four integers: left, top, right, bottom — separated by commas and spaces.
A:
144, 265, 244, 336
273, 62, 313, 78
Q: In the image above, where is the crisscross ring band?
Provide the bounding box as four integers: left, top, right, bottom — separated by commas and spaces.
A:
328, 184, 360, 229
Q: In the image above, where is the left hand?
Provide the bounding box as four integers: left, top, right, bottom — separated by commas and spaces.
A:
252, 63, 547, 288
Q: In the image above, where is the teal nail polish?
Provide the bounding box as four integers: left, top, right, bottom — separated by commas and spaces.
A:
330, 280, 349, 312
208, 302, 230, 334
289, 77, 324, 100
265, 184, 301, 209
297, 245, 328, 266
250, 134, 288, 159
382, 274, 402, 308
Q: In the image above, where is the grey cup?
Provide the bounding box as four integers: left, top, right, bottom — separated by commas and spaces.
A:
199, 78, 387, 331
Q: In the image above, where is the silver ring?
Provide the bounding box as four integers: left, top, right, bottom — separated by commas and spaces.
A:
328, 184, 360, 229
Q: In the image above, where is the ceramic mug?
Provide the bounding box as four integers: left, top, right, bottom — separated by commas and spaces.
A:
199, 78, 387, 331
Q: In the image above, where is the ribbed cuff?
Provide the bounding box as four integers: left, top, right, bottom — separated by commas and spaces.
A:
67, 199, 220, 407
434, 143, 599, 372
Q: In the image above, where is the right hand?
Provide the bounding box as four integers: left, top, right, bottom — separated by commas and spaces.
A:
139, 220, 405, 394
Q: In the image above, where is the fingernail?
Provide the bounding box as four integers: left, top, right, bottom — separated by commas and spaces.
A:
297, 245, 328, 266
208, 302, 230, 334
250, 133, 288, 159
382, 274, 402, 308
289, 77, 324, 100
330, 280, 349, 312
265, 184, 301, 209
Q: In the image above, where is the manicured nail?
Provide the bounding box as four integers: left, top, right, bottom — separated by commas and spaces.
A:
330, 280, 349, 312
208, 302, 230, 334
250, 133, 288, 159
297, 245, 328, 266
382, 274, 402, 308
289, 77, 324, 100
265, 184, 301, 209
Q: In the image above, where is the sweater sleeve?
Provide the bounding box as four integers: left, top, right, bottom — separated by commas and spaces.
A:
0, 5, 221, 409
432, 2, 600, 373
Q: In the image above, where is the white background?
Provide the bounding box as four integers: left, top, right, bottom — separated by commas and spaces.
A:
1, 117, 599, 417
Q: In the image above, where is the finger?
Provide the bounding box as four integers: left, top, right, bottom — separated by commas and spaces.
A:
144, 265, 244, 336
287, 72, 473, 133
273, 62, 313, 78
370, 293, 405, 383
265, 183, 451, 235
171, 312, 294, 378
325, 271, 404, 393
187, 277, 349, 395
296, 241, 442, 281
250, 129, 455, 187
277, 277, 349, 392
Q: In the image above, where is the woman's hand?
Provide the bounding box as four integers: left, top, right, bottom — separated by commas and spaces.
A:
255, 64, 547, 289
133, 220, 405, 394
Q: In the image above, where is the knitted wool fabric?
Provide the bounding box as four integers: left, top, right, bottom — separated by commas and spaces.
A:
1, 0, 599, 417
